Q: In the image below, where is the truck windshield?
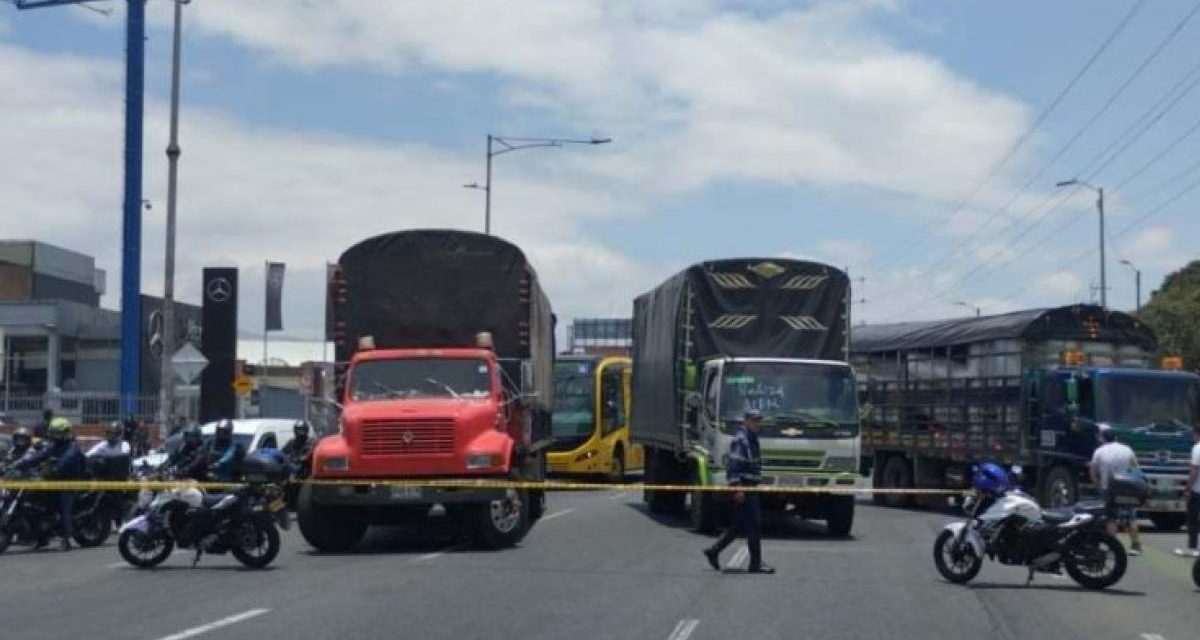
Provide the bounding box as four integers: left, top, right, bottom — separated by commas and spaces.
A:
552, 362, 595, 438
1095, 374, 1200, 427
349, 358, 492, 401
720, 362, 858, 427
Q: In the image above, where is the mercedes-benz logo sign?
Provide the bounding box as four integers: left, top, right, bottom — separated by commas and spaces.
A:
402, 431, 415, 445
206, 277, 233, 303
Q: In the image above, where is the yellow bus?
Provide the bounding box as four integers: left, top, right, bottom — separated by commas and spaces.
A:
547, 355, 644, 479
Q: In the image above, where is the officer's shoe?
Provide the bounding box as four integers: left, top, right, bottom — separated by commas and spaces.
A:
703, 548, 721, 571
747, 563, 775, 574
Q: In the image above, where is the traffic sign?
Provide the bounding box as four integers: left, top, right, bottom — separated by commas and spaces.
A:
232, 374, 254, 396
170, 342, 208, 384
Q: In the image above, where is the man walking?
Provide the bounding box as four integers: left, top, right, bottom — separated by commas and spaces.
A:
1090, 427, 1143, 556
703, 409, 774, 574
1175, 424, 1200, 558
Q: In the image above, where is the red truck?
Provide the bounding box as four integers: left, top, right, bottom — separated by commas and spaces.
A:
299, 230, 555, 551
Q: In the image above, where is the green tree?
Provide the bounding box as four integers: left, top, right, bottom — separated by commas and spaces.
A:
1139, 260, 1200, 371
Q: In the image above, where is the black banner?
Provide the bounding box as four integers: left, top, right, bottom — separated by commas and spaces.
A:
200, 267, 238, 423
265, 261, 285, 332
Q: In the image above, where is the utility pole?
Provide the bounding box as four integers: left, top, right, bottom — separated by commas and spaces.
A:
1056, 179, 1106, 308
158, 0, 188, 438
464, 134, 611, 235
15, 0, 147, 415
1120, 259, 1142, 313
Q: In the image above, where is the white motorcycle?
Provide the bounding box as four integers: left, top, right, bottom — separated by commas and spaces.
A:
934, 484, 1128, 590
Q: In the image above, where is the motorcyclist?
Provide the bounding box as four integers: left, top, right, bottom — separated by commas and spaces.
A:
13, 417, 86, 550
87, 422, 132, 460
205, 419, 246, 482
280, 421, 314, 473
6, 427, 34, 464
165, 425, 209, 481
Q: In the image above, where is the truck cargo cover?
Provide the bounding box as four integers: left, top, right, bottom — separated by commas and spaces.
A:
335, 229, 554, 411
852, 304, 1156, 354
631, 259, 849, 448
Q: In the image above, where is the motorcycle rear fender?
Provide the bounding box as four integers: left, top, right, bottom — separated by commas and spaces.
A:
943, 521, 985, 558
119, 514, 150, 534
1059, 513, 1094, 529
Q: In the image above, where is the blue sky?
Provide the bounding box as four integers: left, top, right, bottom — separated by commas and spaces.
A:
2, 0, 1198, 350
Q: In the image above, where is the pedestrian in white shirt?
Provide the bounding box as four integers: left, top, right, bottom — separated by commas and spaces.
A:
1175, 424, 1200, 558
86, 422, 132, 459
1090, 427, 1142, 556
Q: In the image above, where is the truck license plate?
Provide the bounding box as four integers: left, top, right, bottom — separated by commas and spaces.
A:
390, 486, 423, 500
777, 475, 806, 487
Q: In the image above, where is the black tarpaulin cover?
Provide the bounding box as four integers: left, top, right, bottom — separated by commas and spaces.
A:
334, 229, 554, 411
631, 258, 849, 448
852, 304, 1156, 354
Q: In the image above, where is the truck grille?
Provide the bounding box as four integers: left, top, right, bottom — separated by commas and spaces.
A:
762, 457, 821, 470
361, 419, 455, 455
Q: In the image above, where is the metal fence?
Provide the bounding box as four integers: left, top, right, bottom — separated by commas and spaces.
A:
0, 392, 199, 427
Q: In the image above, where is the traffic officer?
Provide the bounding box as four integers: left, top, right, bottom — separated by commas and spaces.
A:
206, 419, 246, 482
703, 409, 775, 574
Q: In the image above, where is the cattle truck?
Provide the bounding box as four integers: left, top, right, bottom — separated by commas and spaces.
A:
631, 259, 860, 536
299, 229, 555, 551
854, 304, 1197, 530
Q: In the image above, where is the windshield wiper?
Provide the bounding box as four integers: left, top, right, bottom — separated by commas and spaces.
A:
773, 412, 843, 429
364, 379, 406, 399
424, 377, 461, 399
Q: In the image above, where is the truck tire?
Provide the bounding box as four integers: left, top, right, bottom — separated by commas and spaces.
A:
1039, 465, 1077, 509
610, 447, 625, 483
1149, 514, 1187, 531
825, 495, 855, 537
470, 486, 529, 549
878, 455, 913, 508
297, 484, 367, 553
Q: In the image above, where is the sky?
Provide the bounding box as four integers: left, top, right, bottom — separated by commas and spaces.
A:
2, 0, 1199, 353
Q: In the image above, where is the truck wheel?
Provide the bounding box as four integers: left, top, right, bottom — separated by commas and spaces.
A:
825, 495, 855, 537
470, 487, 529, 549
1149, 514, 1187, 531
297, 484, 367, 553
610, 447, 626, 483
1039, 465, 1077, 509
878, 456, 913, 508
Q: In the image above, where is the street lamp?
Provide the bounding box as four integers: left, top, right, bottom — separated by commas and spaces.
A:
1056, 178, 1106, 308
158, 0, 190, 437
464, 134, 612, 235
1119, 259, 1142, 314
953, 300, 981, 317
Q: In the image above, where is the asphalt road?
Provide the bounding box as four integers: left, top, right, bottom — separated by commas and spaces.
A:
1, 492, 1197, 640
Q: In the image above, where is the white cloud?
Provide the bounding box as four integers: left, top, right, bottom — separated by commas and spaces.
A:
1033, 271, 1085, 298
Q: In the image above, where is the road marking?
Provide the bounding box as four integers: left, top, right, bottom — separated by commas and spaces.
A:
667, 619, 700, 640
540, 508, 577, 522
153, 608, 270, 640
414, 544, 466, 562
729, 545, 748, 569
106, 562, 127, 569
1140, 634, 1166, 640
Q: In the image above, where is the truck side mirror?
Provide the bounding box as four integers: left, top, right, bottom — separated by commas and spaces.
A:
684, 394, 701, 434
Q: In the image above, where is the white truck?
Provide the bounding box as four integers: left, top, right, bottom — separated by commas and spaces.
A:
631, 259, 860, 536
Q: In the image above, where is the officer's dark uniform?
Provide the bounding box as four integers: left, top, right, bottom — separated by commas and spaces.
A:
704, 410, 774, 574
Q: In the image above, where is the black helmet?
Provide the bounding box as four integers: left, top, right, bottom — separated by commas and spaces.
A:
182, 425, 202, 445
11, 427, 32, 449
293, 421, 310, 438
215, 419, 235, 444
106, 421, 124, 442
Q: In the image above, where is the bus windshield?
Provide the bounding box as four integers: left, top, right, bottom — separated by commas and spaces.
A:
552, 362, 596, 438
1095, 373, 1200, 428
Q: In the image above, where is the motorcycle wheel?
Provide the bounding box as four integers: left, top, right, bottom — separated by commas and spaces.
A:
1064, 532, 1127, 590
118, 529, 174, 568
933, 529, 983, 584
73, 513, 111, 548
1192, 557, 1199, 590
230, 516, 280, 569
0, 528, 11, 555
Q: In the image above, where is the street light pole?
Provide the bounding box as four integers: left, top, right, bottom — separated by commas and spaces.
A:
158, 0, 188, 438
954, 300, 981, 317
465, 134, 611, 235
1120, 259, 1141, 313
1056, 179, 1106, 308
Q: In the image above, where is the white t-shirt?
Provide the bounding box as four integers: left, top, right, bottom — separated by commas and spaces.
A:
87, 440, 131, 458
1091, 442, 1137, 491
1191, 443, 1200, 493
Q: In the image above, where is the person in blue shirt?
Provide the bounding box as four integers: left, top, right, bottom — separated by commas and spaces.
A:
703, 409, 775, 574
15, 417, 86, 550
205, 419, 246, 482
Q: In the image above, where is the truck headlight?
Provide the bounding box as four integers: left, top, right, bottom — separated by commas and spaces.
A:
824, 457, 856, 472
322, 456, 349, 471
466, 454, 501, 470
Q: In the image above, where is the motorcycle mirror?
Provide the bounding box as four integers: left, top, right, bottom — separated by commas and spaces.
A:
1010, 465, 1023, 475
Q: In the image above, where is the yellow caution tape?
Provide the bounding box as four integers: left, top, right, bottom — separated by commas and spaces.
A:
0, 478, 966, 496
